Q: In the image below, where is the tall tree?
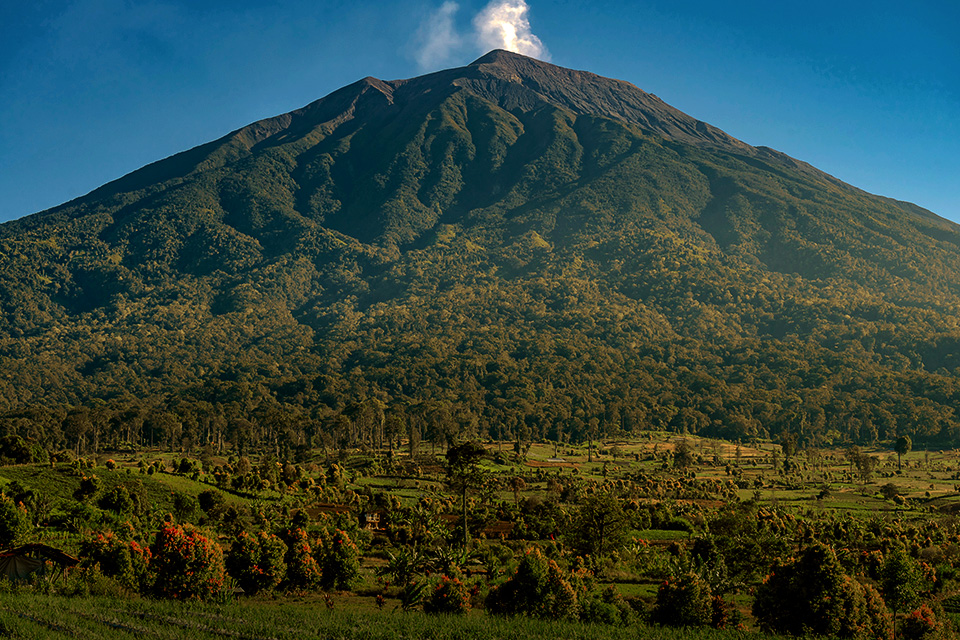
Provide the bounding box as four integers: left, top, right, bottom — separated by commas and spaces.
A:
509, 476, 527, 507
571, 492, 628, 557
880, 548, 923, 640
444, 441, 487, 549
894, 435, 912, 471
674, 439, 695, 468
62, 408, 92, 457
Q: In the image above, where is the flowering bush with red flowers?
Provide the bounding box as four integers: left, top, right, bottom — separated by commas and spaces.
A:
486, 548, 581, 620
225, 530, 287, 594
0, 497, 30, 548
284, 527, 322, 589
150, 524, 225, 600
80, 530, 151, 592
423, 574, 472, 615
901, 604, 944, 640
317, 529, 361, 590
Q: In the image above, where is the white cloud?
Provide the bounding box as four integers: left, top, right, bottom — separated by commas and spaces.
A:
414, 2, 464, 71
473, 0, 549, 61
412, 0, 549, 71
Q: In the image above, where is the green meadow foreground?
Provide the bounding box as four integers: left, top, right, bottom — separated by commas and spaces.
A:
0, 595, 783, 640
2, 434, 960, 639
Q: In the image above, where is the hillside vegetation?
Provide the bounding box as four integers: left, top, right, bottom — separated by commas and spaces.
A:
2, 51, 960, 454
2, 435, 960, 639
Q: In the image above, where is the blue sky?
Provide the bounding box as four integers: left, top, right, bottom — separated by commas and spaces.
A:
1, 0, 957, 224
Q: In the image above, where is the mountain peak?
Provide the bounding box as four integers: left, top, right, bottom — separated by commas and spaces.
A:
468, 48, 554, 72
468, 48, 590, 84
456, 50, 745, 150
469, 48, 529, 66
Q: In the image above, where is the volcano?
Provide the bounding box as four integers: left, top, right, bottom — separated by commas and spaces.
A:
2, 50, 959, 451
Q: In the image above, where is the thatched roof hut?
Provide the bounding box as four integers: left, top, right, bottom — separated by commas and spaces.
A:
0, 543, 79, 581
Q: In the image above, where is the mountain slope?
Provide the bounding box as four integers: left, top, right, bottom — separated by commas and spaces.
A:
2, 51, 960, 452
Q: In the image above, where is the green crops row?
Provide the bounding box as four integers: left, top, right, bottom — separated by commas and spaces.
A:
0, 595, 780, 640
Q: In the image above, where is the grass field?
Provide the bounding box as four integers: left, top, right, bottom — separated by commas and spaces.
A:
0, 594, 782, 640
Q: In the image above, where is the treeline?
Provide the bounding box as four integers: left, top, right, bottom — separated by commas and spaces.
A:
4, 232, 960, 457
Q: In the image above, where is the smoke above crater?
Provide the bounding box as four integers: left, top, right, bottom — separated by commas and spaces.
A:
474, 0, 549, 60
414, 0, 550, 71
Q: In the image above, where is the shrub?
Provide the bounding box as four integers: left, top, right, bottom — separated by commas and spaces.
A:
197, 489, 227, 514
178, 458, 200, 475
74, 475, 102, 502
60, 564, 130, 598
753, 543, 891, 639
284, 527, 322, 589
423, 574, 472, 614
486, 548, 581, 620
98, 485, 135, 516
150, 524, 225, 600
225, 530, 287, 594
57, 501, 103, 533
2, 483, 50, 527
710, 594, 744, 629
580, 585, 634, 625
663, 516, 695, 533
880, 483, 902, 500
901, 604, 944, 640
79, 531, 151, 592
0, 497, 30, 547
172, 492, 198, 519
317, 529, 361, 590
652, 571, 713, 627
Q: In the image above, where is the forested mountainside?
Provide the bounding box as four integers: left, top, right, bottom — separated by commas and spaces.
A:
3, 50, 960, 455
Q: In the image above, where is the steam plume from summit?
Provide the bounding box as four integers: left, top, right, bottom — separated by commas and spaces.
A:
474, 0, 549, 61
413, 0, 549, 70
414, 1, 462, 70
